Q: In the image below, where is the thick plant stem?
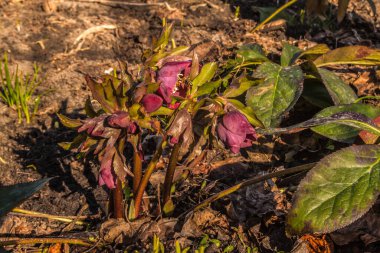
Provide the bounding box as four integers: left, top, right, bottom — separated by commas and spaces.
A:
253, 0, 299, 32
133, 136, 142, 195
134, 139, 167, 217
194, 162, 316, 211
162, 138, 182, 206
111, 179, 124, 219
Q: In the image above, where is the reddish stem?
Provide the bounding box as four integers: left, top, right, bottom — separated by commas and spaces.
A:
134, 139, 166, 218
162, 137, 182, 206
133, 137, 142, 195
111, 178, 124, 219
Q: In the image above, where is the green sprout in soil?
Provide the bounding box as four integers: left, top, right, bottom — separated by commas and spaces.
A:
0, 53, 42, 124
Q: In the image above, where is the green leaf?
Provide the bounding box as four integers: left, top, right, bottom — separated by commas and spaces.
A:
246, 62, 303, 128
281, 43, 302, 66
84, 97, 97, 117
227, 99, 263, 127
314, 45, 380, 67
318, 68, 357, 105
85, 75, 118, 113
299, 44, 330, 60
192, 62, 217, 88
223, 77, 257, 98
302, 79, 333, 108
237, 44, 268, 62
195, 79, 222, 97
57, 113, 82, 128
311, 104, 380, 142
163, 199, 175, 216
0, 178, 51, 217
287, 145, 380, 234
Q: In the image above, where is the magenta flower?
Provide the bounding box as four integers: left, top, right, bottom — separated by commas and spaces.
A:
217, 111, 257, 154
141, 94, 163, 113
157, 60, 192, 103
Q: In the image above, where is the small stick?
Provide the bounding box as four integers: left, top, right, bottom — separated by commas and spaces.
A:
194, 162, 316, 211
67, 0, 166, 6
253, 0, 299, 32
11, 208, 88, 225
0, 238, 92, 247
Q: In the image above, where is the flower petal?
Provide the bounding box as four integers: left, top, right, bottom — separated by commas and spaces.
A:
217, 123, 246, 154
141, 94, 163, 113
157, 61, 191, 103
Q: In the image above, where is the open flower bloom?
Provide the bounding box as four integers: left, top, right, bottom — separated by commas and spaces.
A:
157, 60, 192, 103
217, 111, 257, 154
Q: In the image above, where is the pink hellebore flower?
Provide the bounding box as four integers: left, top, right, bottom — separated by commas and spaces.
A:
157, 60, 192, 103
141, 94, 163, 113
217, 111, 257, 154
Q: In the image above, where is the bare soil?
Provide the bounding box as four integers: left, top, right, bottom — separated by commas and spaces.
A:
0, 0, 379, 252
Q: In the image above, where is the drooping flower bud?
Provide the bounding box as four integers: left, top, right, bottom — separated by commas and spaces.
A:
217, 111, 257, 153
141, 94, 163, 113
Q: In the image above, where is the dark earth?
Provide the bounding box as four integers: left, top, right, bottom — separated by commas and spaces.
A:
0, 0, 379, 252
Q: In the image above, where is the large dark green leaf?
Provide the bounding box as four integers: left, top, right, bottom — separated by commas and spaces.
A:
302, 79, 333, 108
281, 43, 302, 67
0, 178, 51, 217
311, 104, 380, 142
314, 46, 380, 67
318, 68, 357, 105
287, 145, 380, 234
246, 62, 303, 128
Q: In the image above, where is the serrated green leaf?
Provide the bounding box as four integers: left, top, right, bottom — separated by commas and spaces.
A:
311, 104, 380, 142
192, 62, 217, 88
318, 68, 357, 105
246, 62, 303, 128
0, 178, 51, 217
314, 45, 380, 67
281, 43, 302, 67
195, 79, 222, 97
237, 44, 268, 62
57, 113, 82, 128
287, 145, 380, 234
223, 78, 257, 98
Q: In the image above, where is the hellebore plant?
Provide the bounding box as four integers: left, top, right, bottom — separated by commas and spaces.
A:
60, 23, 380, 237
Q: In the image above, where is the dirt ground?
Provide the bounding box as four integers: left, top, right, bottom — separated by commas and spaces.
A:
0, 0, 379, 252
